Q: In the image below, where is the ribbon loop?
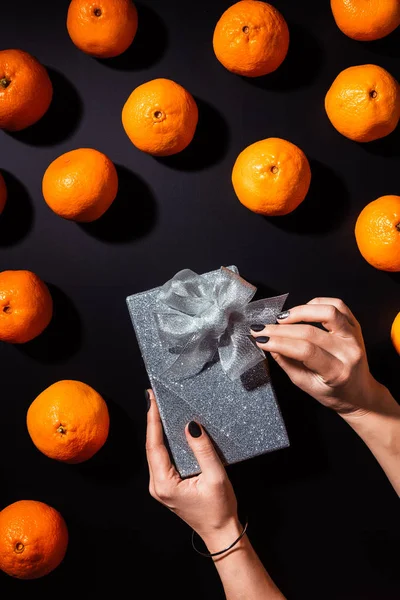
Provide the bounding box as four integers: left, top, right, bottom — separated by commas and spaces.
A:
154, 267, 287, 381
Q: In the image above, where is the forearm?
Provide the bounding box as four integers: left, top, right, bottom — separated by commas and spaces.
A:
342, 383, 400, 495
202, 520, 285, 600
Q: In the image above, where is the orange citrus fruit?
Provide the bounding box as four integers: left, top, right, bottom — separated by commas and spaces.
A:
0, 49, 53, 131
0, 171, 7, 215
391, 312, 400, 354
355, 195, 400, 271
0, 270, 53, 344
42, 148, 118, 222
67, 0, 138, 58
213, 0, 289, 77
325, 64, 400, 142
331, 0, 400, 41
0, 500, 68, 579
232, 138, 311, 216
122, 78, 198, 156
27, 380, 110, 464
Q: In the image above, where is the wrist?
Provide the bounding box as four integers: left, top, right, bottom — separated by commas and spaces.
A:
341, 383, 400, 452
200, 517, 245, 555
339, 377, 395, 421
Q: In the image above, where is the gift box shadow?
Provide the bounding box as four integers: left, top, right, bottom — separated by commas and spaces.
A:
361, 529, 400, 584
79, 165, 158, 243
154, 98, 230, 171
265, 160, 350, 235
6, 68, 83, 147
242, 23, 325, 92
228, 358, 329, 526
221, 278, 329, 501
74, 397, 144, 483
16, 284, 83, 363
96, 3, 168, 71
0, 170, 34, 246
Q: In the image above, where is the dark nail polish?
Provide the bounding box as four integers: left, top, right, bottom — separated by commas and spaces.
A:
255, 336, 270, 344
277, 311, 290, 320
144, 389, 151, 412
250, 323, 265, 332
188, 421, 202, 438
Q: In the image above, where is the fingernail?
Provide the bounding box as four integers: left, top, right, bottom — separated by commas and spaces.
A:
188, 421, 202, 438
255, 336, 270, 344
250, 323, 265, 332
144, 389, 151, 412
277, 311, 290, 320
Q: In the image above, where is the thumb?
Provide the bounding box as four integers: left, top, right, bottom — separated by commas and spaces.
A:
185, 421, 226, 480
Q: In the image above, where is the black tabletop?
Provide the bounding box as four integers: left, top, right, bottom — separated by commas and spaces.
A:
0, 1, 399, 598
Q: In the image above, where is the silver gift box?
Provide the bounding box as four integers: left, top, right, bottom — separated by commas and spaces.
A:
126, 266, 289, 478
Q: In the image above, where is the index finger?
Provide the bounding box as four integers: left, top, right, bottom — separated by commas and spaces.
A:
146, 389, 177, 481
277, 303, 356, 337
306, 297, 359, 325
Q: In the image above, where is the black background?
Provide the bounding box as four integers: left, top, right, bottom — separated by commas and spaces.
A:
0, 1, 399, 598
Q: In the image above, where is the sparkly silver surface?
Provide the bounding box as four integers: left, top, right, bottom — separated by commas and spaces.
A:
127, 267, 290, 478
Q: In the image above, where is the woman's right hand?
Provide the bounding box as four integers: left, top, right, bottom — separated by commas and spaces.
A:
251, 297, 400, 495
250, 297, 391, 417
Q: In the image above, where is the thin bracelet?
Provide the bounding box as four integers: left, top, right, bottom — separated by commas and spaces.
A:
191, 519, 248, 558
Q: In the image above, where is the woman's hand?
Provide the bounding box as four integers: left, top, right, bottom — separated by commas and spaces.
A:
146, 390, 241, 552
250, 297, 387, 416
146, 390, 286, 597
251, 297, 400, 495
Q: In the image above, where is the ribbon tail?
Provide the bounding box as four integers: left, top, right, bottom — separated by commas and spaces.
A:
218, 293, 288, 380
218, 326, 265, 381
244, 294, 288, 324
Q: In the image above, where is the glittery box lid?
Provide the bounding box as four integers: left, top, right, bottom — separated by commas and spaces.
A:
126, 267, 290, 478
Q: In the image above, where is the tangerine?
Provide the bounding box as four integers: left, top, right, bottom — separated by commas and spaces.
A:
0, 500, 68, 579
0, 49, 53, 131
232, 138, 311, 216
213, 0, 289, 77
67, 0, 138, 58
27, 380, 110, 463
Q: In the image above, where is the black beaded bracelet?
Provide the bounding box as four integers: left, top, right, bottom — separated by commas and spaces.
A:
191, 520, 249, 558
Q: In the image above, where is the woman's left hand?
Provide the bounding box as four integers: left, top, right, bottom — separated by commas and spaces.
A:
146, 390, 241, 552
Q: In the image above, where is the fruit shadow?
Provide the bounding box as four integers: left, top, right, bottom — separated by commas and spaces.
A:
361, 123, 400, 158
6, 68, 83, 146
265, 159, 350, 235
368, 340, 400, 400
0, 170, 34, 245
242, 23, 325, 92
387, 272, 400, 285
16, 283, 83, 363
96, 3, 168, 70
155, 97, 230, 171
73, 396, 144, 483
79, 165, 157, 243
362, 27, 400, 59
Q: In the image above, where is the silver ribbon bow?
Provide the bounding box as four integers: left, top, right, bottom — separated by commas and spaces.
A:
154, 266, 287, 381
